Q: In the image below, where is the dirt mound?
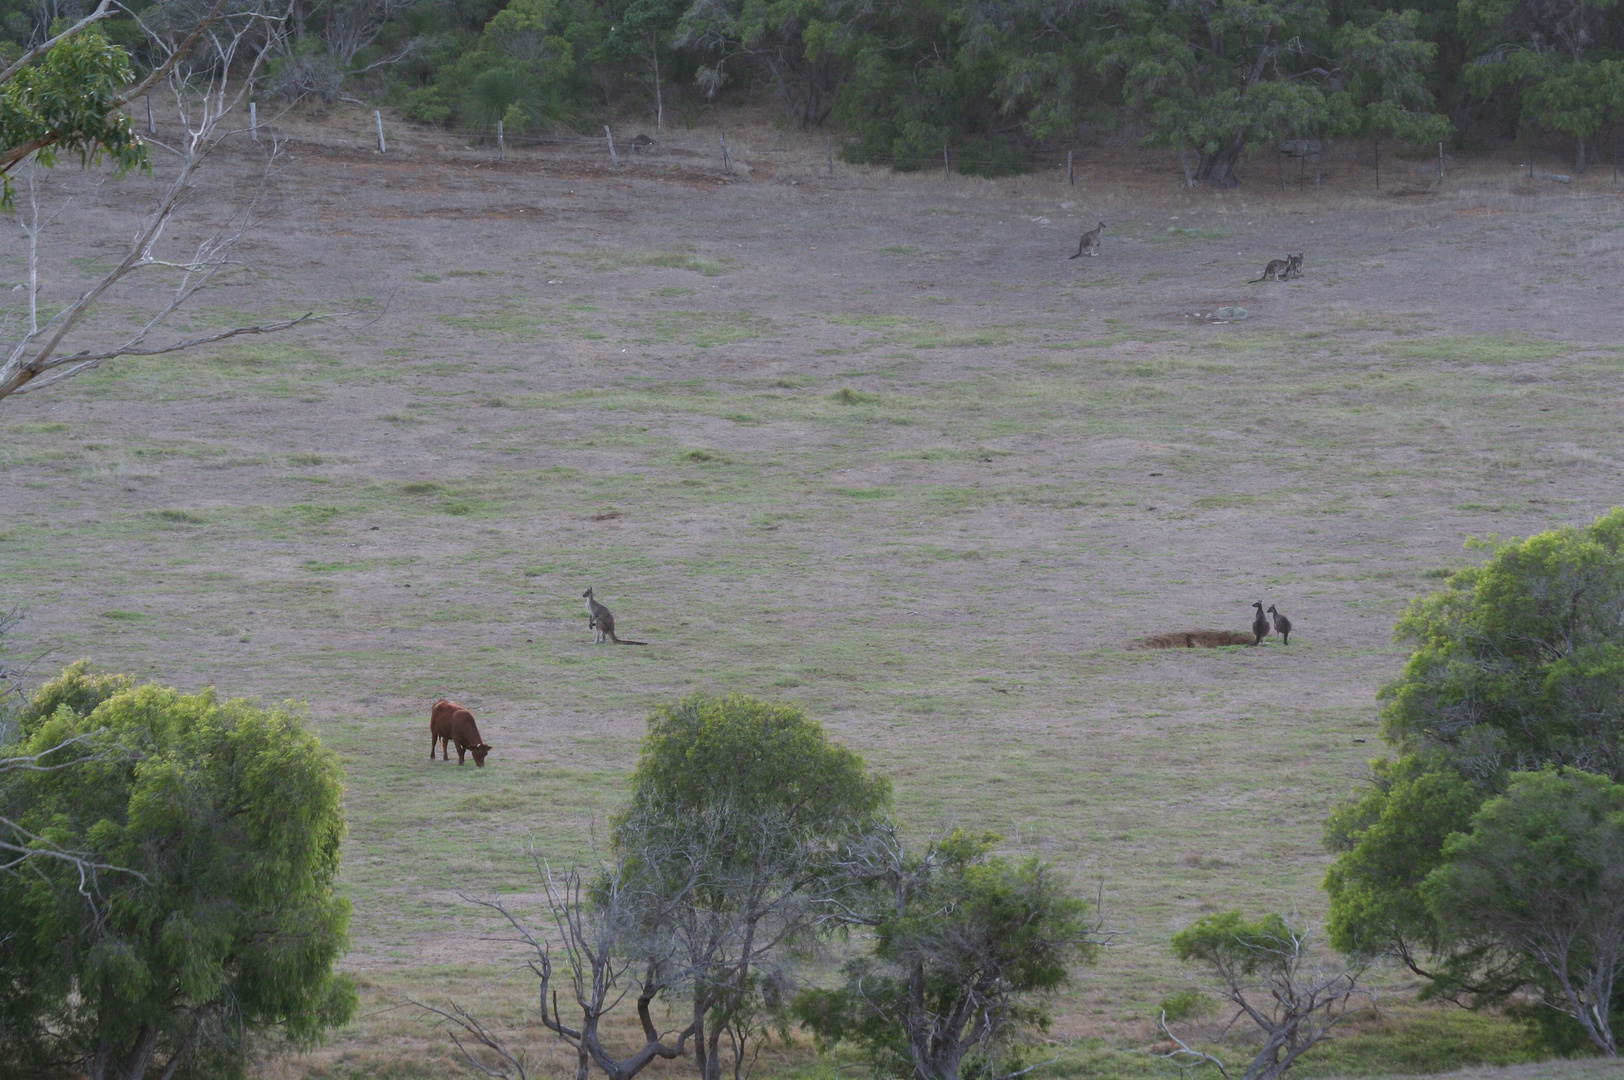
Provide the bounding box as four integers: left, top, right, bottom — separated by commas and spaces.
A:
1141, 630, 1255, 649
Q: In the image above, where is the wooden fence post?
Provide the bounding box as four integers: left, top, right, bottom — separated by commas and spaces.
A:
250, 101, 258, 142
146, 94, 154, 135
605, 125, 619, 167
943, 144, 949, 178
719, 134, 730, 173
827, 136, 834, 176
1437, 141, 1444, 186
1067, 149, 1074, 186
1374, 139, 1380, 191
497, 119, 504, 162
374, 110, 386, 153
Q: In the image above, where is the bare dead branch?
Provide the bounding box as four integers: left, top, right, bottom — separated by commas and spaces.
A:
1154, 1010, 1233, 1080
0, 0, 357, 406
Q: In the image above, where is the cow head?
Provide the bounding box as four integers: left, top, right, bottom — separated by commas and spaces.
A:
471, 743, 492, 766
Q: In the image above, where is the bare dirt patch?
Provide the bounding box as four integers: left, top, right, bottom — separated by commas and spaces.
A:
1141, 630, 1257, 648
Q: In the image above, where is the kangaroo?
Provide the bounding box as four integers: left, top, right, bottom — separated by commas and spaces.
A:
1284, 252, 1304, 279
1267, 604, 1292, 644
1069, 222, 1105, 259
1249, 257, 1289, 283
583, 588, 647, 645
1251, 601, 1270, 646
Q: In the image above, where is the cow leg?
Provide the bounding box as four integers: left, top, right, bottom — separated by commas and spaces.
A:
431, 733, 436, 759
456, 742, 466, 765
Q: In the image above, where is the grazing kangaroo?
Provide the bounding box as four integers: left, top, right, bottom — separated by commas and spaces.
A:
1267, 604, 1292, 644
1284, 253, 1304, 279
583, 588, 647, 645
1252, 601, 1270, 645
1069, 222, 1105, 259
1250, 257, 1290, 283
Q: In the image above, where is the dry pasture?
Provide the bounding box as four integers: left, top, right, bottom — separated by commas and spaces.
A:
3, 106, 1624, 1079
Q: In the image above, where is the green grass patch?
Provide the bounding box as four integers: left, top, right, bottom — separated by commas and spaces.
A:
625, 311, 775, 348
830, 387, 882, 405
1292, 1009, 1554, 1077
559, 248, 733, 276
1193, 495, 1258, 510
157, 509, 207, 524
100, 610, 146, 621
1385, 334, 1570, 364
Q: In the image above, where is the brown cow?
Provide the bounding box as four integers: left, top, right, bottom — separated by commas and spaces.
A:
430, 699, 492, 766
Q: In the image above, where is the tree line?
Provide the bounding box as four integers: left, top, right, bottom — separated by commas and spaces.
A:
9, 0, 1622, 181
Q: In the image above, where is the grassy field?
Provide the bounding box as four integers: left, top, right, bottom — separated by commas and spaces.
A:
4, 107, 1624, 1079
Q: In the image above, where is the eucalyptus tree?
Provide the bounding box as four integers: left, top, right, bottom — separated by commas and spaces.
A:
1325, 508, 1624, 1017
614, 692, 892, 1080
1103, 0, 1447, 185
0, 673, 354, 1080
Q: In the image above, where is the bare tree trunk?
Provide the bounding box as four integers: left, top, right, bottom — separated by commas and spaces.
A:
1198, 136, 1248, 188
651, 37, 663, 135
1576, 134, 1588, 174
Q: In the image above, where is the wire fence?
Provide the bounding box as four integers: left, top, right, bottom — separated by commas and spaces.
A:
226, 102, 1624, 194
464, 124, 1624, 191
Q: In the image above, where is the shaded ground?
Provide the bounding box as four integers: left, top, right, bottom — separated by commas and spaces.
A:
3, 103, 1624, 1077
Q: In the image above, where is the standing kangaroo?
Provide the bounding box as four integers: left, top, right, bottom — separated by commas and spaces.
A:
583, 588, 647, 645
1070, 222, 1105, 259
1267, 604, 1293, 644
1251, 601, 1270, 645
1249, 257, 1290, 283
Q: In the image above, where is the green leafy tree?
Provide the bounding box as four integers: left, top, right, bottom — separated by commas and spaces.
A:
0, 673, 356, 1080
677, 0, 851, 128
1325, 508, 1624, 1012
795, 828, 1101, 1080
1165, 912, 1368, 1080
613, 692, 891, 1080
0, 13, 146, 209
1104, 0, 1446, 186
1459, 0, 1624, 170
829, 0, 1035, 175
1518, 58, 1624, 172
1423, 768, 1624, 1057
411, 0, 586, 130
600, 0, 683, 130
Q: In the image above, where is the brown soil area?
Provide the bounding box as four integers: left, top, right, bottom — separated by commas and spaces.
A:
1142, 630, 1258, 648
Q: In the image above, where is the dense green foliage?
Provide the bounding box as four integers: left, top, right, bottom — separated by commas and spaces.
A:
0, 25, 147, 209
612, 692, 891, 1080
616, 690, 890, 857
0, 669, 355, 1080
6, 0, 1622, 178
795, 830, 1098, 1080
1423, 769, 1624, 1056
1325, 508, 1624, 1044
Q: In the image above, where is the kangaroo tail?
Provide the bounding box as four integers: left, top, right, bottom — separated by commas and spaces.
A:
606, 631, 648, 645
1247, 275, 1265, 283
